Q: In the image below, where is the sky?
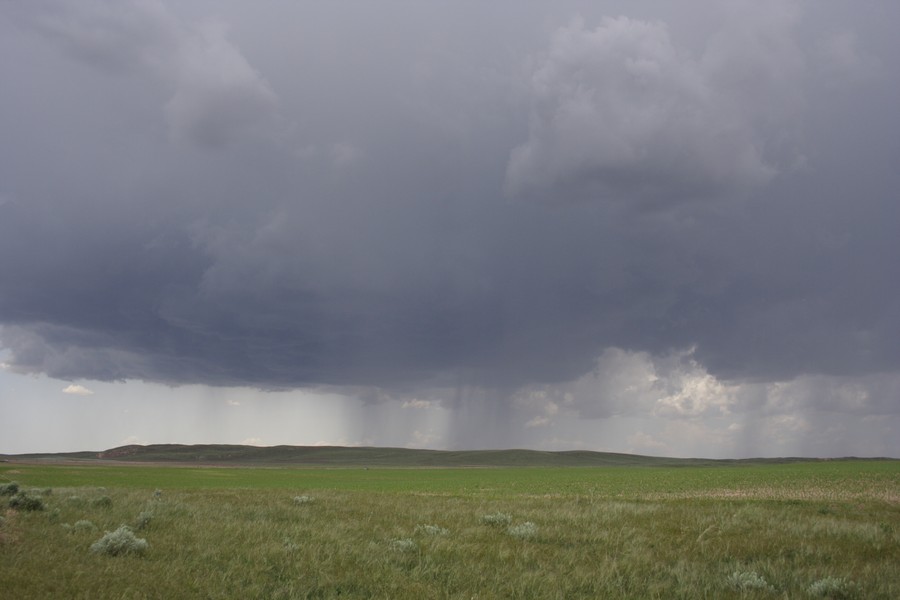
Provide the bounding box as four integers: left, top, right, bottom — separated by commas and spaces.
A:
1, 0, 899, 458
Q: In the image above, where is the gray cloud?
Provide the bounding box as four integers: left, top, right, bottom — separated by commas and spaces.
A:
1, 1, 899, 415
162, 19, 280, 147
27, 0, 181, 72
506, 6, 805, 205
24, 0, 280, 148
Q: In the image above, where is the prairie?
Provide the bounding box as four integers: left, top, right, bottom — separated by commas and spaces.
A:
1, 458, 898, 598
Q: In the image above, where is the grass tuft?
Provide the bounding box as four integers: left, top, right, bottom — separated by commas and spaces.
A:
414, 524, 449, 536
292, 495, 314, 505
480, 512, 512, 526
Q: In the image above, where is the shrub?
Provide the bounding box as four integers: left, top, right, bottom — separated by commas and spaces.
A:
727, 571, 774, 593
72, 520, 97, 533
0, 482, 20, 496
480, 512, 512, 526
134, 511, 153, 530
48, 508, 61, 523
389, 538, 417, 552
807, 577, 859, 599
92, 496, 113, 509
90, 525, 149, 556
292, 495, 314, 505
507, 521, 538, 539
414, 524, 449, 536
8, 492, 44, 511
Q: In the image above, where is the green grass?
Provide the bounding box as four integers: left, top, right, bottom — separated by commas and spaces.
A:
2, 459, 896, 497
1, 460, 898, 598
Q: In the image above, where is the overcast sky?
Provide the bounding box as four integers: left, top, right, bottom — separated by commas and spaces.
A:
2, 1, 899, 457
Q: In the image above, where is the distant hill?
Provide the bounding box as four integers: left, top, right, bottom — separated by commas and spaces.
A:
3, 443, 885, 467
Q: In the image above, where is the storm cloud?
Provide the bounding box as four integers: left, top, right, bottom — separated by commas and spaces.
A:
1, 1, 899, 445
506, 6, 804, 203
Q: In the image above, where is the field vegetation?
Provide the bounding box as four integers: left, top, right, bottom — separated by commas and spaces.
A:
1, 454, 898, 598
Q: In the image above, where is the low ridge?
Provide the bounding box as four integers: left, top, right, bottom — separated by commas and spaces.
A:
4, 444, 882, 467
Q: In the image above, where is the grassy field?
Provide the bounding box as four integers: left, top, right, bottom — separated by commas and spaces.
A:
1, 460, 898, 598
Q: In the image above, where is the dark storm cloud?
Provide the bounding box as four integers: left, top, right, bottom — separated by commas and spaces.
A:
505, 1, 818, 212
1, 1, 899, 394
15, 0, 281, 148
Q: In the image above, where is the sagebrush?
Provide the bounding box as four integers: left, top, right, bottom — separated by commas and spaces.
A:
8, 492, 44, 511
0, 481, 20, 496
90, 525, 149, 556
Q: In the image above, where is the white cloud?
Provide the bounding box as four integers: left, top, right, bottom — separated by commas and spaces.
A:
525, 415, 551, 428
241, 437, 264, 446
519, 346, 735, 421
401, 398, 434, 410
226, 399, 241, 407
652, 355, 736, 418
62, 384, 94, 396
